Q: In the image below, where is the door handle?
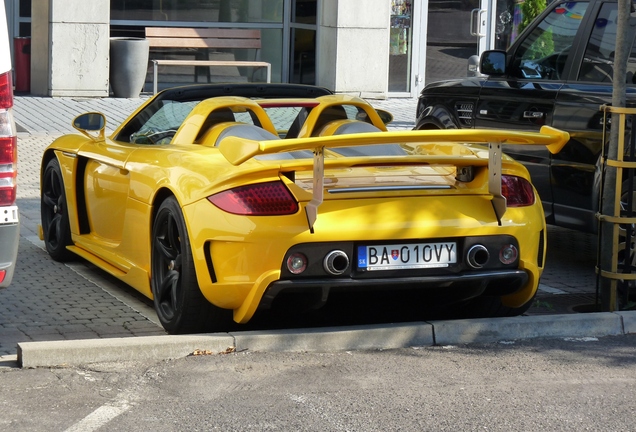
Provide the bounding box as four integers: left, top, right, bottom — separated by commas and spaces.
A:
470, 9, 486, 37
524, 111, 545, 119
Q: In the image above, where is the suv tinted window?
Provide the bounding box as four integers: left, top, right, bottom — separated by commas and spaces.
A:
579, 3, 619, 82
578, 3, 636, 83
511, 2, 589, 80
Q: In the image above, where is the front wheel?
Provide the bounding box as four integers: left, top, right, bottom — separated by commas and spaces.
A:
151, 197, 232, 334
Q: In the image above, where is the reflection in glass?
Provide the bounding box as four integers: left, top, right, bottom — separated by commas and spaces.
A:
110, 0, 283, 23
425, 0, 478, 85
74, 113, 105, 131
578, 4, 619, 83
290, 28, 316, 84
389, 0, 413, 92
512, 2, 588, 81
293, 0, 317, 24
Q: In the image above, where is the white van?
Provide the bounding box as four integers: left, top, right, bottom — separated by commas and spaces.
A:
0, 1, 19, 288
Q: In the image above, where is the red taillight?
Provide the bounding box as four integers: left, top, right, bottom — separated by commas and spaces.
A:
0, 136, 17, 206
0, 71, 17, 206
208, 181, 299, 215
501, 175, 535, 207
0, 71, 13, 109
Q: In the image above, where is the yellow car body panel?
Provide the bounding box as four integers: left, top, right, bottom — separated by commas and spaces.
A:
183, 191, 546, 322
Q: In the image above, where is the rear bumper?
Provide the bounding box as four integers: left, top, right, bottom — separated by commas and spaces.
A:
0, 205, 19, 288
260, 269, 529, 309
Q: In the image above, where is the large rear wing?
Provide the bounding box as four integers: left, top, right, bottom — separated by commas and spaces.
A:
218, 126, 570, 230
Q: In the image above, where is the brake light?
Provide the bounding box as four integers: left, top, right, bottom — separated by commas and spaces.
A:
0, 70, 12, 109
501, 175, 535, 207
0, 71, 16, 207
208, 181, 299, 215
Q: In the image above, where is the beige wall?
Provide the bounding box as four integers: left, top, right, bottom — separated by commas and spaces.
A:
317, 0, 390, 99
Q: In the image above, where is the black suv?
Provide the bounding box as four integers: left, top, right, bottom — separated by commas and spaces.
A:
416, 0, 634, 233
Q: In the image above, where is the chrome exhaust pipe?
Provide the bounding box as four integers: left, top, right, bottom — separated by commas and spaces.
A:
467, 245, 489, 269
324, 250, 349, 275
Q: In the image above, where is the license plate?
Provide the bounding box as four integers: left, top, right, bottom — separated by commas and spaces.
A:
357, 242, 457, 271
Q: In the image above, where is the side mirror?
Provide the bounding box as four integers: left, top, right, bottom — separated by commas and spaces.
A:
73, 112, 106, 141
479, 50, 507, 76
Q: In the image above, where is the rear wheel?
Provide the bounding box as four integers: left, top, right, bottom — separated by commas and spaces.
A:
41, 158, 74, 262
151, 197, 232, 334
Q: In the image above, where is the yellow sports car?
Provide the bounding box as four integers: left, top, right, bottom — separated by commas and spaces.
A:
39, 84, 569, 334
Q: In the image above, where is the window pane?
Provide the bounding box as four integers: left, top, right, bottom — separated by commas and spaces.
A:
293, 0, 316, 25
578, 4, 631, 83
147, 27, 282, 90
511, 2, 588, 80
111, 0, 283, 23
390, 0, 413, 92
19, 0, 31, 17
290, 28, 315, 84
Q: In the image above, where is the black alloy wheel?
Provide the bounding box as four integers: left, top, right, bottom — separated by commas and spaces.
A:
41, 158, 74, 262
151, 197, 231, 334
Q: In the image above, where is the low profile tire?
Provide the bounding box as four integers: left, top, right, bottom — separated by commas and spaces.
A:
41, 158, 75, 262
151, 197, 232, 334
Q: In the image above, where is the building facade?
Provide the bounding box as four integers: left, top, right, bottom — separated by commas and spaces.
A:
3, 0, 508, 98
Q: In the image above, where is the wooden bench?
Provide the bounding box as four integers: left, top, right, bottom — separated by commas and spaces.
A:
145, 27, 272, 94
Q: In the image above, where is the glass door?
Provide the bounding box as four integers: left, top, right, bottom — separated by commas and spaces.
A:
388, 0, 425, 97
425, 0, 479, 85
476, 0, 520, 56
388, 1, 412, 93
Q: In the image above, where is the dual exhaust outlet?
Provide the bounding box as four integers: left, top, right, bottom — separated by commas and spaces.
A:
325, 245, 493, 274
324, 250, 350, 275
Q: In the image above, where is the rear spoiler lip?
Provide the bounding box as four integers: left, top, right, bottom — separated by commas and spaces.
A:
218, 126, 569, 166
217, 126, 570, 231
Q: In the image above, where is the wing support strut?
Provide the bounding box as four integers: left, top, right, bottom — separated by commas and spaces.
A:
489, 141, 506, 225
305, 146, 324, 233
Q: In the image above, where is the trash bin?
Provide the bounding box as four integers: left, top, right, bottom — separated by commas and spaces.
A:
13, 37, 31, 93
109, 37, 149, 98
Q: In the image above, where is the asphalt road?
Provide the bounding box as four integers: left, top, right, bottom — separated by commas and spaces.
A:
1, 334, 635, 431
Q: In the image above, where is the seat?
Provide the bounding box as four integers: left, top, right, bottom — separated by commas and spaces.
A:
195, 108, 236, 141
311, 105, 349, 137
318, 119, 406, 157
215, 124, 280, 146
329, 120, 381, 135
284, 107, 309, 139
211, 123, 312, 160
197, 123, 276, 147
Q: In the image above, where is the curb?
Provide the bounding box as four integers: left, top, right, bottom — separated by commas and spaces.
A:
431, 313, 625, 345
17, 311, 636, 368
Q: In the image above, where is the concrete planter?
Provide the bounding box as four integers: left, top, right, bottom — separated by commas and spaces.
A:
109, 37, 150, 98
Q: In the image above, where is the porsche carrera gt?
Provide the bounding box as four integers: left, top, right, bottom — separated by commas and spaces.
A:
39, 84, 569, 334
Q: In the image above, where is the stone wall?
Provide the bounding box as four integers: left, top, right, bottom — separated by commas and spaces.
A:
31, 0, 110, 97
